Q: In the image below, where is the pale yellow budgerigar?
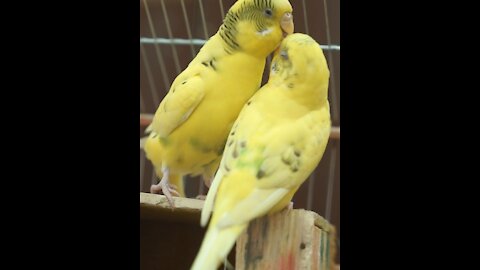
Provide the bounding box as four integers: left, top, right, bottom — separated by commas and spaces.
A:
191, 33, 331, 270
143, 0, 294, 207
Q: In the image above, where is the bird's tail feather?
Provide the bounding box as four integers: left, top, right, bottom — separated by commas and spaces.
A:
190, 224, 246, 270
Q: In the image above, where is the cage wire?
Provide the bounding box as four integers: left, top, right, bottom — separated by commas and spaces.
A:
140, 0, 340, 262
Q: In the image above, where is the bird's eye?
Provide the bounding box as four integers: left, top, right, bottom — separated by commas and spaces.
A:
264, 8, 273, 17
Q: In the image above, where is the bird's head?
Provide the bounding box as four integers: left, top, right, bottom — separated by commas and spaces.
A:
219, 0, 294, 57
270, 33, 329, 86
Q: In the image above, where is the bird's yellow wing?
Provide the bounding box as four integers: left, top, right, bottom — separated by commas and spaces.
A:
220, 111, 330, 223
146, 75, 205, 138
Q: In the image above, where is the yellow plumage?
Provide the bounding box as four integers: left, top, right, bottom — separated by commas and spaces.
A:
192, 33, 332, 270
143, 0, 294, 206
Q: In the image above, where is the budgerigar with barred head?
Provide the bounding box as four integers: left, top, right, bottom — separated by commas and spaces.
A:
143, 0, 294, 207
192, 33, 331, 270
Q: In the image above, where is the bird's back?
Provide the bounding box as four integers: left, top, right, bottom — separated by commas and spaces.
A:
145, 33, 268, 175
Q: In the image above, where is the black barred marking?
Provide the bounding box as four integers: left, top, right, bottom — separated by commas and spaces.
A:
209, 59, 216, 71
256, 169, 266, 179
271, 61, 279, 72
201, 58, 218, 71
163, 101, 168, 112
220, 0, 276, 53
240, 141, 246, 148
290, 160, 300, 173
282, 158, 291, 166
247, 100, 252, 105
182, 80, 187, 84
281, 149, 301, 173
232, 142, 239, 158
228, 140, 234, 147
224, 163, 231, 172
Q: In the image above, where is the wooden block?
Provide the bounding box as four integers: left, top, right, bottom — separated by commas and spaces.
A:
140, 193, 206, 270
140, 193, 235, 270
236, 209, 337, 270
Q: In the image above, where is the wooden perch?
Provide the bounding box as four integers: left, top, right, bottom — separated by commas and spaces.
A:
140, 192, 206, 223
236, 209, 338, 270
140, 113, 340, 140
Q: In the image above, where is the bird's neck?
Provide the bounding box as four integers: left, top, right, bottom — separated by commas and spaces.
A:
271, 78, 330, 111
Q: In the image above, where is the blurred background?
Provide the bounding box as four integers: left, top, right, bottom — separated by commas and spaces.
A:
140, 0, 340, 264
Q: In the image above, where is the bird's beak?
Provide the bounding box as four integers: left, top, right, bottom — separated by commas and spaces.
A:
273, 13, 293, 58
280, 12, 294, 38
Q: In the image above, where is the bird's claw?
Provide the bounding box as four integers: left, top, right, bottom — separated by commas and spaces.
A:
150, 179, 179, 208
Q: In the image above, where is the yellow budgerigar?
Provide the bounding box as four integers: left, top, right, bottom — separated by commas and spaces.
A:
191, 33, 331, 270
143, 0, 294, 207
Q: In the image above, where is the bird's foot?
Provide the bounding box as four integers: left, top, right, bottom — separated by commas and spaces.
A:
150, 175, 179, 208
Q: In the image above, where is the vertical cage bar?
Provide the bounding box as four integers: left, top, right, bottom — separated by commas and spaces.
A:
301, 0, 310, 34
180, 0, 197, 58
322, 0, 339, 124
306, 173, 315, 210
140, 43, 161, 108
142, 0, 171, 91
160, 0, 182, 73
198, 0, 210, 39
218, 0, 225, 19
325, 142, 337, 221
